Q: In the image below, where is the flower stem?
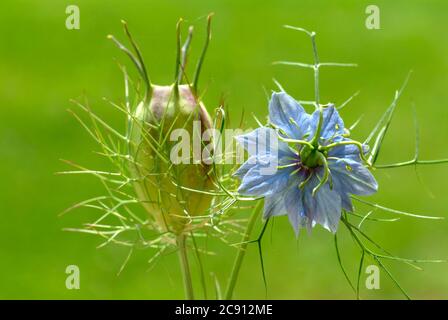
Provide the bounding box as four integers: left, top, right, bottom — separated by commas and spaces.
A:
375, 158, 448, 169
224, 201, 263, 300
310, 31, 323, 147
177, 235, 194, 300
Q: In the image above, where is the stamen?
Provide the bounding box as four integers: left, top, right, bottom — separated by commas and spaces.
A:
320, 140, 371, 167
277, 163, 298, 170
299, 172, 313, 189
312, 153, 330, 196
290, 166, 302, 176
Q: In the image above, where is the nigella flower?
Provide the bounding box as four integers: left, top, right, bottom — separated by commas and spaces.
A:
234, 92, 378, 234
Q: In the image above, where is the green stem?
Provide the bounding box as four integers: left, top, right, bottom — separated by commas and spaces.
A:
310, 32, 323, 147
311, 32, 320, 108
375, 158, 448, 169
177, 235, 194, 300
224, 201, 263, 300
193, 13, 212, 92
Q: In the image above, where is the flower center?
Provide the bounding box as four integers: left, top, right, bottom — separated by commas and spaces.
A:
299, 145, 325, 168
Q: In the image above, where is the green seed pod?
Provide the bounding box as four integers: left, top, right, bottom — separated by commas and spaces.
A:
106, 17, 216, 235
129, 84, 214, 234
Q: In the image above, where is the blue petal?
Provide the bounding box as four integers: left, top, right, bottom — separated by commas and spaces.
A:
233, 156, 257, 178
339, 192, 354, 212
309, 106, 345, 143
263, 195, 287, 218
269, 92, 310, 140
265, 194, 304, 236
235, 127, 295, 158
263, 172, 308, 236
328, 158, 378, 196
237, 154, 295, 196
303, 173, 342, 233
287, 208, 303, 236
283, 178, 308, 236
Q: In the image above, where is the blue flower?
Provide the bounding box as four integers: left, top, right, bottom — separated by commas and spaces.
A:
235, 92, 378, 234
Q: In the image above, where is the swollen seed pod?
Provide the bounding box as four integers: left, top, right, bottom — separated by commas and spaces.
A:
129, 84, 214, 234
108, 17, 216, 235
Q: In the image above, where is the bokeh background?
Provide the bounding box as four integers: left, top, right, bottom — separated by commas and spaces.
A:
0, 0, 447, 299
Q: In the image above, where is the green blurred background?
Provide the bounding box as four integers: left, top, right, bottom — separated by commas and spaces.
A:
0, 0, 447, 299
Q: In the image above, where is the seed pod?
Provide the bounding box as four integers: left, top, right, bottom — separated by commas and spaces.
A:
108, 18, 215, 235
129, 84, 214, 234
